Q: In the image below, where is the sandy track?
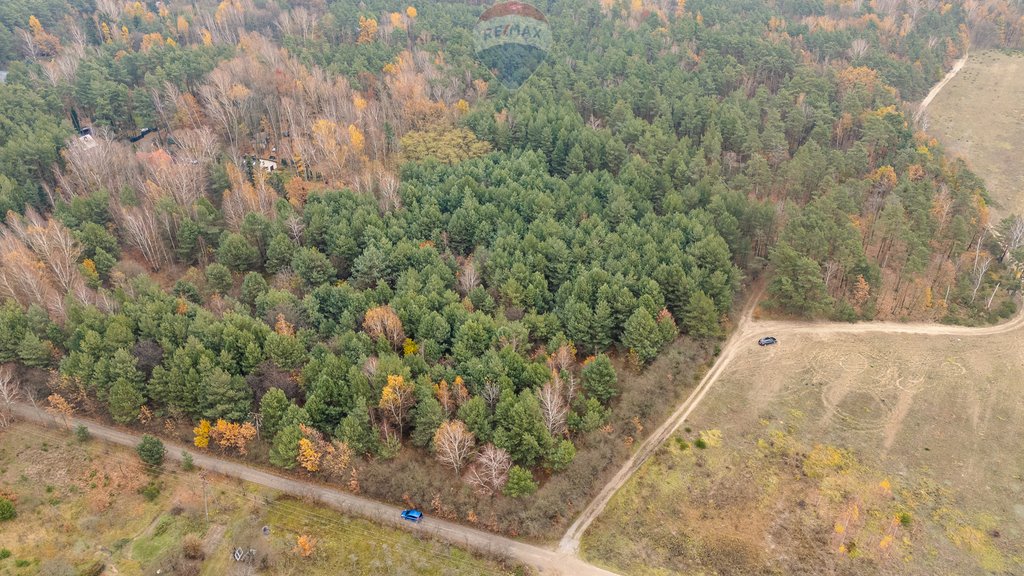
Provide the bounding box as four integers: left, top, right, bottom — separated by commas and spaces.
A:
915, 51, 969, 122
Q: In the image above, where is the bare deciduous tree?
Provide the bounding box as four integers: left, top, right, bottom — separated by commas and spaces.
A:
465, 444, 511, 495
537, 371, 568, 437
433, 420, 476, 475
999, 215, 1024, 262
0, 364, 20, 428
457, 258, 480, 296
970, 253, 993, 303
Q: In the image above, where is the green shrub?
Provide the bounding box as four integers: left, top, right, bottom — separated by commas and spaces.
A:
136, 435, 165, 468
0, 498, 15, 521
75, 425, 90, 442
0, 548, 10, 559
139, 481, 161, 502
694, 438, 708, 450
899, 512, 912, 526
181, 451, 195, 471
14, 559, 30, 567
503, 466, 538, 498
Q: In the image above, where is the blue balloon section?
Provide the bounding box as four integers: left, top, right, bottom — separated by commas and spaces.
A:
474, 2, 552, 89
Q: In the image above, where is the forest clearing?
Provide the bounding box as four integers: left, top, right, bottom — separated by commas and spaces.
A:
925, 49, 1024, 220
0, 422, 521, 576
581, 325, 1024, 575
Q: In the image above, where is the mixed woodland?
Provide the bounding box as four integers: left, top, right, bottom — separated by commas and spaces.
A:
0, 0, 1023, 537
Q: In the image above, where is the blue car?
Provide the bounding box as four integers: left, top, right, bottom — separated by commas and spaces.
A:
757, 336, 778, 346
401, 509, 423, 523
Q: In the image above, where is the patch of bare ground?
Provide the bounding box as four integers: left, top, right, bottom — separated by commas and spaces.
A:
583, 329, 1024, 575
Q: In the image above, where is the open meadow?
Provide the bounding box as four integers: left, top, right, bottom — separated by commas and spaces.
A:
0, 422, 521, 576
581, 328, 1024, 575
925, 49, 1024, 220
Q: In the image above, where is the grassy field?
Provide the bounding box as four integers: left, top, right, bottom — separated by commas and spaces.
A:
581, 328, 1024, 575
925, 49, 1024, 220
0, 422, 522, 576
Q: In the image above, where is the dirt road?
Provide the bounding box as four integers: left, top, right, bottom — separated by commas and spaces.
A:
915, 51, 969, 123
11, 403, 617, 576
558, 296, 1024, 555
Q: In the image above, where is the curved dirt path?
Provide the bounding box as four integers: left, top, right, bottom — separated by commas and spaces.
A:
558, 297, 1024, 555
11, 403, 616, 576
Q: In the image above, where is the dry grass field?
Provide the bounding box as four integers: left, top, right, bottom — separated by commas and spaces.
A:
581, 328, 1024, 575
0, 422, 520, 576
925, 49, 1024, 220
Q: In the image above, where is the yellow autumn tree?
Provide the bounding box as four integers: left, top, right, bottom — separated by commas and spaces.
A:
193, 419, 212, 449
406, 6, 417, 18
379, 375, 415, 431
358, 16, 378, 43
28, 15, 43, 37
348, 124, 365, 154
297, 438, 321, 472
402, 338, 418, 356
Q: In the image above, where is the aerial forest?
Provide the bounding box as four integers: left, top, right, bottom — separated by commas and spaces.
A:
0, 0, 1021, 536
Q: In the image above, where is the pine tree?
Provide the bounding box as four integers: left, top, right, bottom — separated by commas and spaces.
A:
457, 396, 493, 444
17, 333, 51, 368
259, 388, 292, 440
683, 290, 721, 338
205, 369, 252, 422
269, 424, 302, 469
108, 378, 145, 424
503, 465, 538, 497
493, 390, 553, 467
336, 397, 379, 456
621, 308, 660, 363
411, 395, 445, 448
581, 354, 618, 404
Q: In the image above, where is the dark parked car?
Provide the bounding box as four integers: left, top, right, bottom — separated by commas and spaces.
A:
401, 509, 423, 523
757, 336, 778, 346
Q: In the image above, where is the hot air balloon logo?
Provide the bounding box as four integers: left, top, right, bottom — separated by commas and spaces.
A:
474, 2, 552, 89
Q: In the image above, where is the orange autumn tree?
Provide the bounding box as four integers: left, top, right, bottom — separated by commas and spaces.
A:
297, 425, 353, 477
46, 393, 74, 429
210, 419, 257, 454
294, 534, 316, 557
